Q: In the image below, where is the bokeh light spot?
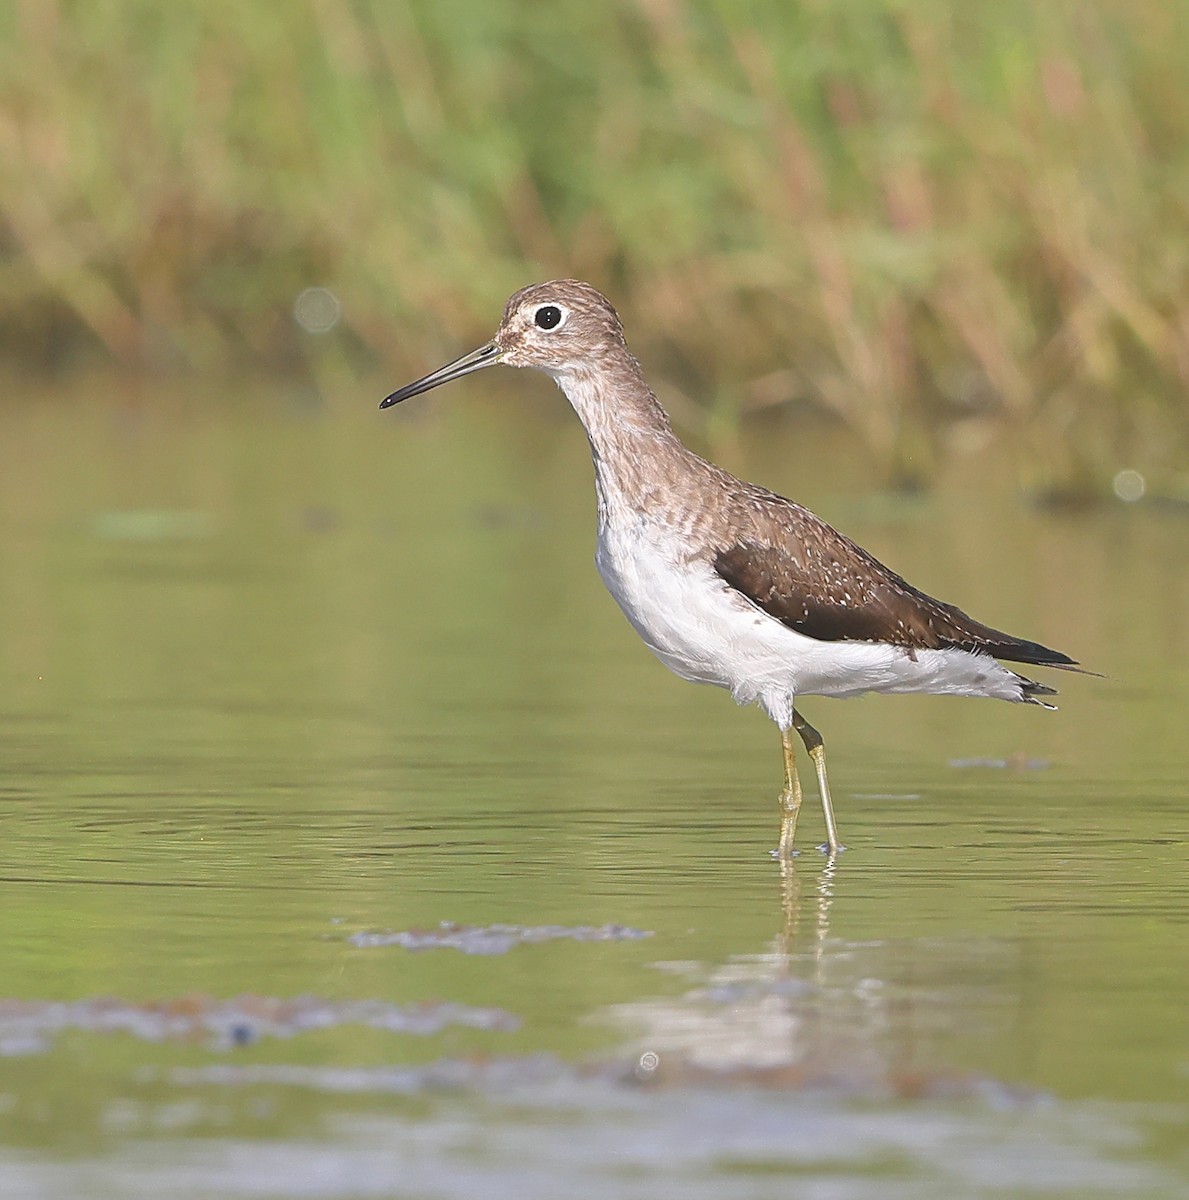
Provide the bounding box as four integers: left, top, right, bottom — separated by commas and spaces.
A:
294, 287, 341, 334
1112, 469, 1145, 502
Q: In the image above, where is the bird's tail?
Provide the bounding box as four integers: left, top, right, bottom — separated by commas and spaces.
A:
1016, 673, 1058, 709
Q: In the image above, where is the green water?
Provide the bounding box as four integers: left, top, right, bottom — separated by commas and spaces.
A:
0, 377, 1185, 1198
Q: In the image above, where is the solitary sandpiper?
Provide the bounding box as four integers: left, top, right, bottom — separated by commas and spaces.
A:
381, 280, 1083, 856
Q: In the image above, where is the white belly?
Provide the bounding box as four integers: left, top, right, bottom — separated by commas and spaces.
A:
594, 521, 1030, 728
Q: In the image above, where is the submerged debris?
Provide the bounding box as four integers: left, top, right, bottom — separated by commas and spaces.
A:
170, 1054, 569, 1096
0, 995, 519, 1056
347, 922, 653, 955
164, 1049, 1039, 1107
948, 756, 1051, 770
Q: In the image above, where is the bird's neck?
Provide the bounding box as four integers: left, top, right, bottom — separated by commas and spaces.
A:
551, 359, 690, 519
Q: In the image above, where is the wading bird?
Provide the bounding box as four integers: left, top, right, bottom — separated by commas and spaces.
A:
381, 281, 1082, 855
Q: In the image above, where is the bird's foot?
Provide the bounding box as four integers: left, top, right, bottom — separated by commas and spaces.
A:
817, 841, 847, 855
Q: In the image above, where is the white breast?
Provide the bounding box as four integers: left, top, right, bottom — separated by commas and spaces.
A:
593, 516, 1032, 729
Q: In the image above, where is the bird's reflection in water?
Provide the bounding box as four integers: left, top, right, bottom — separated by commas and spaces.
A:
605, 855, 845, 1076
776, 852, 838, 965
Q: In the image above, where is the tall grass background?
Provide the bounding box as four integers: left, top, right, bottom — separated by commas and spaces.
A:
1, 1, 1186, 491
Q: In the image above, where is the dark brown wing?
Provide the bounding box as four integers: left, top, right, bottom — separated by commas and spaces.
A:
713, 512, 1077, 668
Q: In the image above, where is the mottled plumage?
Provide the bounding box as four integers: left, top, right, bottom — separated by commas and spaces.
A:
381, 280, 1085, 855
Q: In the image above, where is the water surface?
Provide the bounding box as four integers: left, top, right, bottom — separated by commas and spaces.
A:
0, 378, 1185, 1197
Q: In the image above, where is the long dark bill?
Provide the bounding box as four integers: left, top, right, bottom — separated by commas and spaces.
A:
380, 343, 501, 409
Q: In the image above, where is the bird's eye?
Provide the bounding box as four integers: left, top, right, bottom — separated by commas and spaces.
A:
534, 305, 564, 330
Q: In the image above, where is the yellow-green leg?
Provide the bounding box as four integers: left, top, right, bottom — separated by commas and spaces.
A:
791, 709, 844, 854
777, 725, 804, 858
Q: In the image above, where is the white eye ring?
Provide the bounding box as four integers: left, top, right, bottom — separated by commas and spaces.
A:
533, 304, 569, 332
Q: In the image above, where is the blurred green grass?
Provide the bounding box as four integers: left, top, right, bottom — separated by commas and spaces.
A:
1, 1, 1186, 490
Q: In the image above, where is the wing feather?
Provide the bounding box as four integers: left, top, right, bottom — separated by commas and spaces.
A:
712, 503, 1077, 668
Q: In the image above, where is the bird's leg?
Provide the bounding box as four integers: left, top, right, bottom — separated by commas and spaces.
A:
791, 709, 844, 854
777, 725, 804, 858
